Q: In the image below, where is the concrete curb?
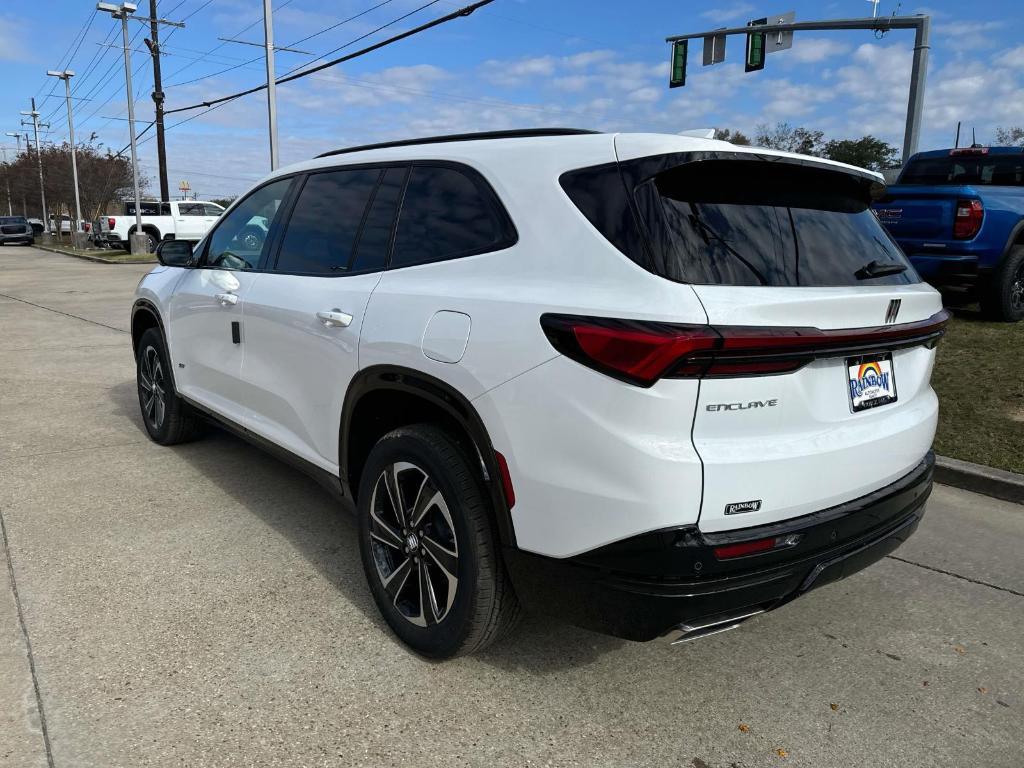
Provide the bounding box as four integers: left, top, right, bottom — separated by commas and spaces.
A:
936, 455, 1024, 505
31, 243, 155, 264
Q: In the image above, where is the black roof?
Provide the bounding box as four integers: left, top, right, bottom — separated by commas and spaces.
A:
315, 128, 600, 159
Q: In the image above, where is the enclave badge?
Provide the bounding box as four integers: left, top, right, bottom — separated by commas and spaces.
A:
725, 499, 762, 515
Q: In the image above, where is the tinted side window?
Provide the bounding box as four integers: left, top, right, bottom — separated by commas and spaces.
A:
205, 178, 292, 271
275, 169, 379, 275
349, 167, 406, 273
391, 165, 513, 268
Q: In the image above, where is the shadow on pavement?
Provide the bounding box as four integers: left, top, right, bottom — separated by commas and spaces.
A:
107, 379, 623, 672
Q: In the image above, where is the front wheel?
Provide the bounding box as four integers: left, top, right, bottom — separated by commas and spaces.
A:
357, 425, 519, 658
980, 245, 1024, 322
136, 328, 204, 445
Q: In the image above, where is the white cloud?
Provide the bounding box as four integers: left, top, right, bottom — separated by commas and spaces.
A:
935, 20, 1002, 52
699, 3, 755, 23
0, 16, 32, 62
480, 56, 557, 87
994, 46, 1024, 69
784, 38, 852, 64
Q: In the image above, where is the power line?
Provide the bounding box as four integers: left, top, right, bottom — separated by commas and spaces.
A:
33, 9, 99, 99
166, 0, 490, 116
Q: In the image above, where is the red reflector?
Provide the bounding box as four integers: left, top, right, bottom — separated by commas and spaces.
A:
953, 199, 983, 239
107, 217, 116, 230
495, 451, 515, 509
713, 538, 777, 559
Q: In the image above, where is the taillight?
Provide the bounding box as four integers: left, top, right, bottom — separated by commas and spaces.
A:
540, 315, 718, 386
540, 311, 950, 387
107, 217, 116, 230
953, 199, 983, 239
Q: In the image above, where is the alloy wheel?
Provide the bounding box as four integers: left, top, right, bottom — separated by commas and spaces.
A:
368, 462, 459, 627
139, 345, 167, 429
1011, 262, 1024, 312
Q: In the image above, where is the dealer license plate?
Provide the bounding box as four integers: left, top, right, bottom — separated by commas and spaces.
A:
847, 353, 898, 412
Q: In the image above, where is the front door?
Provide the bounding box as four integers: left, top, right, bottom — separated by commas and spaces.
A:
240, 166, 405, 470
166, 177, 294, 425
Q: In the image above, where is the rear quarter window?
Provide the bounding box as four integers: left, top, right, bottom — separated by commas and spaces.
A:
390, 164, 516, 269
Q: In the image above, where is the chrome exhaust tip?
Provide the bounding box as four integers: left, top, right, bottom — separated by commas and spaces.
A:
662, 607, 766, 645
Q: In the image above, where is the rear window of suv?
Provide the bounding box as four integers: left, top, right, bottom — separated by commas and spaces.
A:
899, 154, 1024, 186
560, 153, 918, 287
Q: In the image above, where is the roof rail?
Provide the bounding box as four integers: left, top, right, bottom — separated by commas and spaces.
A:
315, 128, 601, 158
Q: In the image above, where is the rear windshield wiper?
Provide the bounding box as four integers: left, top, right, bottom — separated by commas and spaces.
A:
855, 259, 907, 280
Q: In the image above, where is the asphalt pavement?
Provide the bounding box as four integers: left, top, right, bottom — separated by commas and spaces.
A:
1, 245, 1022, 768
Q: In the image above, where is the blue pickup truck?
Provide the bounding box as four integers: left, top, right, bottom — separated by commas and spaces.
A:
873, 146, 1024, 321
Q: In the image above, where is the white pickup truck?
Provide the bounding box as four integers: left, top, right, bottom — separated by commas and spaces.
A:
94, 200, 225, 251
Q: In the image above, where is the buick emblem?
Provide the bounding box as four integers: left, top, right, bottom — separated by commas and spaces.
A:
884, 299, 902, 324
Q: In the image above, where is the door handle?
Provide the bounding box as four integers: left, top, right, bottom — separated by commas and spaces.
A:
215, 292, 238, 306
316, 309, 353, 328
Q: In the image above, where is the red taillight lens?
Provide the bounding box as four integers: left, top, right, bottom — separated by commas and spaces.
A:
107, 217, 116, 230
571, 322, 718, 385
953, 199, 983, 239
541, 315, 718, 386
540, 311, 950, 387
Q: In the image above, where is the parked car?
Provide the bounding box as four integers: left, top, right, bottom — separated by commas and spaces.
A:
94, 200, 224, 252
0, 216, 35, 245
132, 129, 946, 658
873, 146, 1024, 321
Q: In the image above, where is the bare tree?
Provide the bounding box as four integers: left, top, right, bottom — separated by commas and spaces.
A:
995, 126, 1024, 145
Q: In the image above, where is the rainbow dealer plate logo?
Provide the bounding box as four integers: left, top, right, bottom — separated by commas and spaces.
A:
847, 357, 897, 412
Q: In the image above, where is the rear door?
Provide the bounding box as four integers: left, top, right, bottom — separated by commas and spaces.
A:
614, 145, 944, 532
239, 165, 404, 470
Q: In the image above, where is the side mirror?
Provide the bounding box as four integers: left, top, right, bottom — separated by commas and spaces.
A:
156, 239, 194, 267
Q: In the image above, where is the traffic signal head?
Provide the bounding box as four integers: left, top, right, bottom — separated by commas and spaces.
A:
669, 40, 688, 88
745, 18, 767, 72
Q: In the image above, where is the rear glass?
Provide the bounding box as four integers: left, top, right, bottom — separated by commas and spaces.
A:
899, 154, 1024, 186
561, 154, 918, 287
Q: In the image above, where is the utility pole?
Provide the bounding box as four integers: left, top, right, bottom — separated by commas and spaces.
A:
47, 70, 84, 236
19, 99, 50, 234
263, 0, 279, 170
145, 0, 169, 201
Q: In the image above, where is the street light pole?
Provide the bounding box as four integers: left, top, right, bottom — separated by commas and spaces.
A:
5, 132, 28, 217
263, 0, 280, 170
1, 148, 11, 216
98, 1, 143, 246
19, 99, 49, 234
48, 70, 84, 234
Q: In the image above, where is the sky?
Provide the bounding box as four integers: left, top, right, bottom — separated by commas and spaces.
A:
1, 0, 1023, 199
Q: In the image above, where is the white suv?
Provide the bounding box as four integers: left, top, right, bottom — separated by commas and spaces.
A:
132, 129, 947, 658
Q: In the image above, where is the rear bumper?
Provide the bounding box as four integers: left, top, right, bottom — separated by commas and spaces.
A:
503, 452, 933, 641
0, 233, 34, 243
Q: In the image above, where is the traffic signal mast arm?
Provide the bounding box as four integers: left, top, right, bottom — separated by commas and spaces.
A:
664, 14, 928, 42
665, 14, 930, 164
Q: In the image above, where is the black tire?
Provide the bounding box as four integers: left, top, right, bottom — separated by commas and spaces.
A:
980, 245, 1024, 322
357, 424, 519, 659
135, 328, 204, 445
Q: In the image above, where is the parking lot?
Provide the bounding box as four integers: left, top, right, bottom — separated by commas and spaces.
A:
1, 245, 1021, 767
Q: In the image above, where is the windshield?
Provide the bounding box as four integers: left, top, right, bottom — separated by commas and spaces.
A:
0, 217, 27, 225
900, 154, 1024, 186
561, 155, 918, 288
